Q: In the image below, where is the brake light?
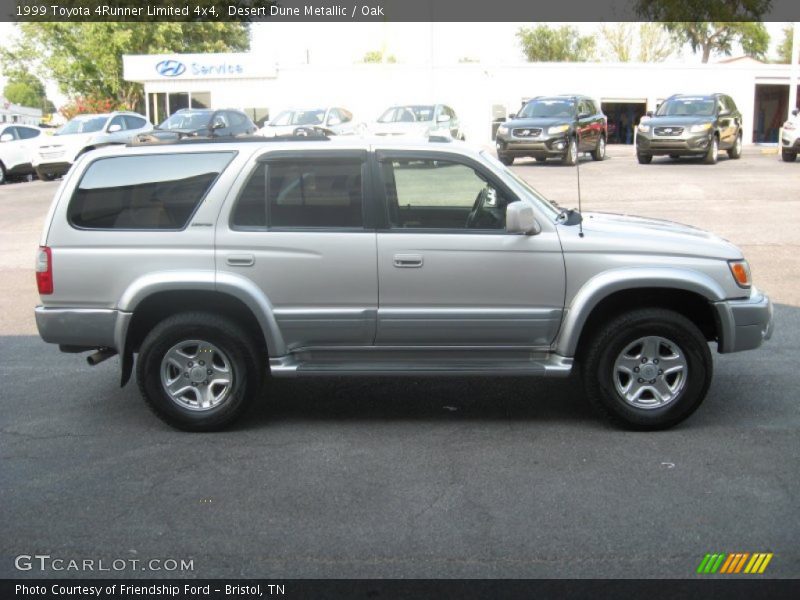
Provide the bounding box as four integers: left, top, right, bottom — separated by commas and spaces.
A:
36, 246, 53, 295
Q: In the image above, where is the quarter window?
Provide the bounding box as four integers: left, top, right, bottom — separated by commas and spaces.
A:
232, 160, 364, 229
381, 158, 511, 230
16, 126, 40, 139
68, 152, 234, 230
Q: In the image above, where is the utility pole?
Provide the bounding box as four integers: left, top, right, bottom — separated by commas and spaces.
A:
789, 23, 799, 119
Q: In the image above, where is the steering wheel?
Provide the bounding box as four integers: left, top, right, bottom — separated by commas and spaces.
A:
465, 188, 488, 229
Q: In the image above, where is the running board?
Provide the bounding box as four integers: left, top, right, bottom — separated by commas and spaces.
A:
269, 350, 573, 378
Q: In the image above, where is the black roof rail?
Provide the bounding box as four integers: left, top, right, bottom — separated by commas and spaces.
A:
127, 134, 331, 148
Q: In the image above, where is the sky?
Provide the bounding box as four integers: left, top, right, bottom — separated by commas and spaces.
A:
0, 21, 794, 110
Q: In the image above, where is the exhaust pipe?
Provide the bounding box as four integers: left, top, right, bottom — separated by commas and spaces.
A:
87, 348, 117, 366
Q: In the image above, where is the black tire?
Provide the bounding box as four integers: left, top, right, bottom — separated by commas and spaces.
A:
581, 308, 713, 431
591, 135, 606, 161
637, 153, 652, 164
561, 137, 578, 166
703, 134, 719, 164
0, 161, 6, 185
498, 154, 514, 166
781, 149, 797, 162
136, 312, 264, 431
669, 154, 680, 160
727, 132, 742, 159
534, 156, 547, 163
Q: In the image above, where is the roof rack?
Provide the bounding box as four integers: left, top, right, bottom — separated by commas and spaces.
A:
127, 134, 331, 148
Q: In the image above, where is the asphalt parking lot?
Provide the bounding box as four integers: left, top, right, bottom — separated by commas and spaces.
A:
1, 145, 798, 579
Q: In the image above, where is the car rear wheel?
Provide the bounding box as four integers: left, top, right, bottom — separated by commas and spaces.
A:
136, 312, 264, 431
561, 137, 578, 166
703, 135, 719, 164
781, 149, 797, 162
0, 162, 6, 185
498, 154, 514, 166
591, 136, 606, 161
727, 132, 742, 159
637, 153, 652, 164
582, 308, 713, 430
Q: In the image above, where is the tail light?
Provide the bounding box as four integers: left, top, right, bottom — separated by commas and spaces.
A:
36, 246, 53, 295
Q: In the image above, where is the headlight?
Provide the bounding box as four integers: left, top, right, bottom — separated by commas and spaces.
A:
637, 124, 650, 133
547, 124, 569, 135
497, 125, 509, 134
784, 121, 796, 130
728, 260, 752, 288
689, 122, 713, 133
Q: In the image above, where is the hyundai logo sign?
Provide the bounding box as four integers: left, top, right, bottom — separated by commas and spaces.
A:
156, 59, 186, 77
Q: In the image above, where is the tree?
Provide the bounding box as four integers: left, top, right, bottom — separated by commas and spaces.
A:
3, 72, 55, 112
600, 23, 677, 62
2, 22, 251, 112
776, 25, 796, 64
634, 1, 771, 62
362, 50, 396, 64
517, 25, 597, 62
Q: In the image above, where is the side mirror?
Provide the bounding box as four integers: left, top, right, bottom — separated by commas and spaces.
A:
719, 109, 731, 117
508, 113, 516, 119
578, 112, 591, 119
506, 202, 540, 235
328, 116, 342, 126
0, 133, 12, 142
646, 110, 654, 118
211, 120, 225, 130
792, 108, 799, 117
107, 124, 122, 133
437, 114, 451, 123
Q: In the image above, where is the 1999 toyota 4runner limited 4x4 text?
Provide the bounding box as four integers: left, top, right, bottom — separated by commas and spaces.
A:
35, 137, 773, 431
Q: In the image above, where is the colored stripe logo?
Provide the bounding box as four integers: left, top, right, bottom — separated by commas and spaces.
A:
696, 552, 773, 574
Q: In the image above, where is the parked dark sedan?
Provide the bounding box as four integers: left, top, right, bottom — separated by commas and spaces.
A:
134, 109, 257, 144
495, 95, 607, 166
635, 94, 743, 165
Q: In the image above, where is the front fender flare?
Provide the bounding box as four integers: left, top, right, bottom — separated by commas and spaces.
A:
554, 268, 727, 357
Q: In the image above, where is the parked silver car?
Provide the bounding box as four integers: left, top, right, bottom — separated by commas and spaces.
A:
259, 107, 361, 137
369, 104, 464, 140
33, 111, 152, 180
34, 138, 772, 431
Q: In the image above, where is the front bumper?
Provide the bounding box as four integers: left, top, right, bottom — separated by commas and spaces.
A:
496, 132, 569, 158
780, 131, 800, 150
35, 307, 131, 352
35, 162, 72, 178
713, 289, 774, 353
636, 131, 713, 155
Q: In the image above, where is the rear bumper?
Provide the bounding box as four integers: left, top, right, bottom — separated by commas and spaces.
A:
35, 306, 131, 352
714, 289, 774, 353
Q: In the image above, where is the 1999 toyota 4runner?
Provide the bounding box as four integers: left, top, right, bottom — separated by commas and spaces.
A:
35, 137, 773, 431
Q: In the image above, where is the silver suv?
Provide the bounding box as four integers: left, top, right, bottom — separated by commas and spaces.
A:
34, 138, 773, 431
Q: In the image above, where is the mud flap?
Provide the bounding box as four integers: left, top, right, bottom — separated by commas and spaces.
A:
120, 351, 133, 387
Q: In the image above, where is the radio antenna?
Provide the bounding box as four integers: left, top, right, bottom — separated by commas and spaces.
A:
574, 96, 584, 238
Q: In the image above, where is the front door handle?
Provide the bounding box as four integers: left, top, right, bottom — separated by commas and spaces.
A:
226, 254, 255, 267
393, 254, 423, 268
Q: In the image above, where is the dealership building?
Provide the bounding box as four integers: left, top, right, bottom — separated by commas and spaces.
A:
123, 52, 799, 144
0, 97, 43, 126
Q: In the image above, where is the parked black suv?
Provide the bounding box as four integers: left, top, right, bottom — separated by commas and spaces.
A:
495, 95, 607, 166
134, 109, 257, 144
635, 93, 743, 165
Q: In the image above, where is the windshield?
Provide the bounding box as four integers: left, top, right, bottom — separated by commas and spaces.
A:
378, 105, 435, 124
518, 99, 575, 119
159, 111, 212, 130
656, 97, 716, 117
481, 151, 560, 219
271, 110, 325, 126
58, 116, 107, 135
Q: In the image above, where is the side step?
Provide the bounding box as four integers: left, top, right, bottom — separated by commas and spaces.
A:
269, 349, 573, 378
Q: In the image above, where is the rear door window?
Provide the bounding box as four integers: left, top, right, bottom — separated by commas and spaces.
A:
68, 152, 234, 230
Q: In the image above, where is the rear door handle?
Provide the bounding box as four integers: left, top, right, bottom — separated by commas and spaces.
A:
393, 254, 423, 268
226, 254, 255, 267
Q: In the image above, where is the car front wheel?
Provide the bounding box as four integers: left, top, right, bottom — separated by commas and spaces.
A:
703, 135, 719, 164
561, 137, 578, 166
637, 153, 652, 164
498, 154, 514, 166
727, 132, 742, 159
136, 312, 264, 431
781, 148, 797, 162
582, 308, 713, 430
591, 135, 606, 161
